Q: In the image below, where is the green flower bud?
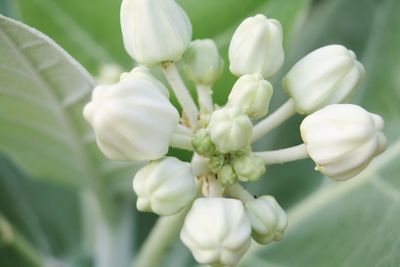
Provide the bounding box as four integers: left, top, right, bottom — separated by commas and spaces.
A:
183, 39, 224, 85
208, 154, 225, 173
217, 164, 237, 186
192, 128, 216, 157
233, 153, 265, 182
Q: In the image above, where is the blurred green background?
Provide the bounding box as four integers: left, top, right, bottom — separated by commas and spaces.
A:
0, 0, 399, 266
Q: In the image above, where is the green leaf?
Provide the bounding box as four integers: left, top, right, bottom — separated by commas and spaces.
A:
0, 14, 136, 187
0, 14, 140, 267
239, 0, 400, 265
0, 153, 84, 265
13, 0, 122, 72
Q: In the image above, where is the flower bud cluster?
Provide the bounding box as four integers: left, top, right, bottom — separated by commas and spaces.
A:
81, 1, 388, 266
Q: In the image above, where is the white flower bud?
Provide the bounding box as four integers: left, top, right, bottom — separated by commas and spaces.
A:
208, 107, 253, 153
133, 157, 196, 215
245, 196, 287, 245
120, 66, 169, 97
283, 44, 365, 114
183, 39, 224, 85
181, 198, 251, 266
229, 14, 284, 78
120, 0, 192, 66
83, 79, 179, 161
228, 73, 273, 119
300, 104, 387, 180
232, 153, 266, 182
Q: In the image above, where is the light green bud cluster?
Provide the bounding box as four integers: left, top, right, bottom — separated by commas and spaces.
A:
208, 154, 225, 173
217, 164, 237, 186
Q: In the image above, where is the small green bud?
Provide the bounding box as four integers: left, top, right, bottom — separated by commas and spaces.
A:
217, 164, 237, 186
192, 128, 216, 157
233, 154, 266, 182
209, 154, 225, 173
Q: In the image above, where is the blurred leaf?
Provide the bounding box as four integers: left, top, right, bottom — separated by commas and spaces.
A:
0, 14, 136, 187
0, 0, 16, 17
14, 0, 122, 72
240, 0, 400, 265
0, 153, 83, 266
0, 14, 140, 267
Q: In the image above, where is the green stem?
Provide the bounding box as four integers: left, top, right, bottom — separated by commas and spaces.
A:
226, 183, 255, 202
254, 144, 309, 164
195, 84, 214, 114
252, 99, 296, 142
170, 134, 193, 151
132, 208, 189, 267
0, 215, 44, 267
162, 62, 199, 129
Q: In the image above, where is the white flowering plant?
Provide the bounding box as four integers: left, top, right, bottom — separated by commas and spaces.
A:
0, 1, 399, 267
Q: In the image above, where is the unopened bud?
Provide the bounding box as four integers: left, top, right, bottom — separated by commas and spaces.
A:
228, 73, 273, 119
181, 198, 251, 266
120, 0, 192, 66
83, 79, 179, 161
245, 196, 287, 244
300, 104, 387, 180
208, 107, 253, 153
232, 153, 266, 182
208, 154, 225, 173
217, 164, 237, 186
229, 14, 284, 78
192, 128, 216, 157
183, 39, 224, 85
283, 44, 365, 114
133, 157, 196, 215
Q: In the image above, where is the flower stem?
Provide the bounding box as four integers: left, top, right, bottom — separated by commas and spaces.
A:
162, 62, 199, 129
196, 84, 214, 114
226, 183, 255, 202
170, 134, 193, 151
254, 144, 309, 164
252, 99, 296, 142
132, 208, 189, 267
191, 155, 210, 177
175, 124, 193, 136
0, 215, 44, 267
